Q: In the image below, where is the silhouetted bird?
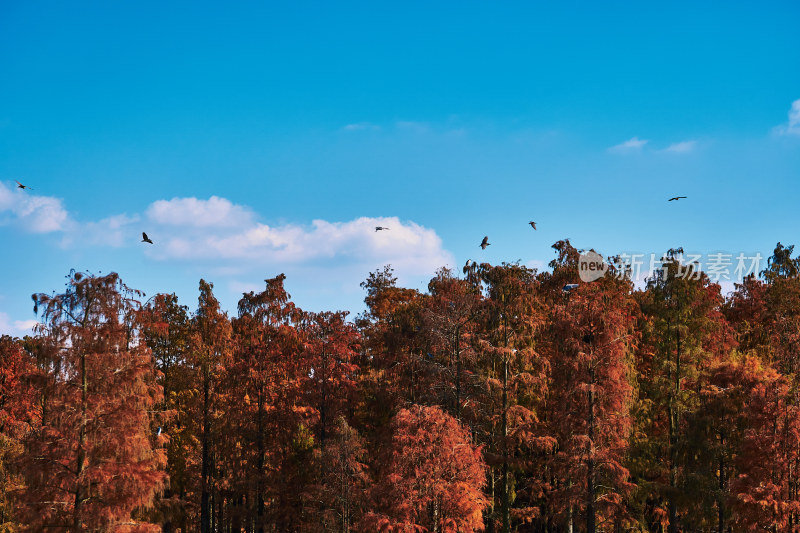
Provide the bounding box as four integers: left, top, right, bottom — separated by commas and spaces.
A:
563, 283, 579, 292
480, 236, 490, 249
529, 221, 537, 230
375, 226, 389, 231
668, 196, 687, 201
141, 232, 153, 244
15, 180, 32, 190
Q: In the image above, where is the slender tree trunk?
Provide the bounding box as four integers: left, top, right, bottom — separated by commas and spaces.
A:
668, 327, 681, 533
718, 429, 725, 533
257, 389, 265, 533
567, 505, 573, 533
201, 368, 211, 533
487, 462, 496, 533
211, 488, 215, 532
586, 351, 596, 533
73, 348, 88, 530
502, 302, 510, 533
319, 345, 329, 533
218, 493, 225, 533
456, 324, 461, 421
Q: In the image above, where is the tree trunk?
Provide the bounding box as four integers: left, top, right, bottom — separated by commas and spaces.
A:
455, 325, 461, 421
668, 327, 681, 533
502, 337, 510, 531
257, 389, 265, 533
718, 429, 725, 533
586, 351, 596, 533
201, 368, 211, 533
73, 347, 88, 530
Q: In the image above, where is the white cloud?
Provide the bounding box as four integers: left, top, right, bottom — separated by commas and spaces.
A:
342, 122, 380, 132
396, 121, 430, 133
0, 312, 38, 337
1, 187, 455, 313
609, 136, 648, 152
1, 187, 453, 278
133, 200, 455, 314
0, 182, 71, 232
62, 213, 141, 248
663, 140, 696, 153
150, 211, 452, 276
146, 196, 255, 228
775, 98, 800, 135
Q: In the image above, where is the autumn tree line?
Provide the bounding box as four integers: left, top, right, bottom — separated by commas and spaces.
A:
2, 240, 800, 532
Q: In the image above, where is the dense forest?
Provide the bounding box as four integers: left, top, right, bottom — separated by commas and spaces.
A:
3, 239, 800, 532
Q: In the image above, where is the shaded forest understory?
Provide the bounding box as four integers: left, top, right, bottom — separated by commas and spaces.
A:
4, 240, 800, 532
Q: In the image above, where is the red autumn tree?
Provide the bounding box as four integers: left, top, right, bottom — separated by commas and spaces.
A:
357, 266, 425, 434
728, 357, 800, 530
190, 279, 232, 533
139, 293, 193, 531
475, 262, 547, 532
301, 310, 359, 449
228, 273, 308, 531
723, 274, 769, 356
0, 336, 38, 529
422, 268, 482, 423
300, 311, 361, 531
547, 264, 638, 533
363, 405, 488, 532
317, 416, 371, 532
16, 271, 166, 532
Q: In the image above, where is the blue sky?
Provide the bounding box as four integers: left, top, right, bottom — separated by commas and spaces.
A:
1, 2, 799, 334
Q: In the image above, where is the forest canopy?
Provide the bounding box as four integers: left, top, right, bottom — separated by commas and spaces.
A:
2, 240, 800, 532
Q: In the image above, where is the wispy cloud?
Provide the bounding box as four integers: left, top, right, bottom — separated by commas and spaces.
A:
0, 182, 72, 232
775, 98, 800, 136
609, 136, 648, 153
137, 198, 454, 315
1, 189, 456, 321
663, 140, 697, 153
342, 122, 380, 132
147, 196, 254, 228
0, 312, 37, 337
2, 189, 453, 279
62, 213, 141, 248
395, 120, 430, 133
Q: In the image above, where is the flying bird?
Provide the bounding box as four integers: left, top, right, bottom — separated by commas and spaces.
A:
528, 221, 537, 230
141, 232, 153, 244
15, 180, 33, 190
480, 236, 490, 250
563, 283, 579, 292
668, 196, 687, 201
375, 226, 390, 231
